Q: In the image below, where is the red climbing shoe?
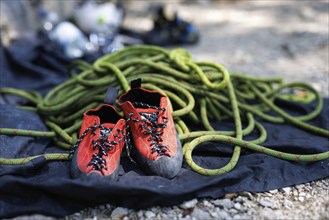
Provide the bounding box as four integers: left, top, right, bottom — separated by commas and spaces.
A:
118, 79, 182, 179
71, 104, 126, 179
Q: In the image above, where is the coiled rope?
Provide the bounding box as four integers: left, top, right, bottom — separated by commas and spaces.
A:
0, 45, 328, 176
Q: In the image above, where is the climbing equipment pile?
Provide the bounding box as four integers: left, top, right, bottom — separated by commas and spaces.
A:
0, 45, 328, 176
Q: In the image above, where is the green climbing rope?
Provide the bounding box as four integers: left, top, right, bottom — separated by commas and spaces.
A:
0, 45, 328, 176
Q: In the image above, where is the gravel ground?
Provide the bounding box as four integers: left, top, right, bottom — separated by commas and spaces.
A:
66, 178, 329, 220
9, 1, 329, 219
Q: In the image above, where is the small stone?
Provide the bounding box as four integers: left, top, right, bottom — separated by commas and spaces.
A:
234, 196, 243, 203
295, 184, 304, 191
259, 199, 273, 208
244, 202, 252, 208
225, 193, 238, 199
229, 208, 238, 215
265, 192, 273, 197
203, 200, 212, 207
247, 209, 254, 215
180, 199, 198, 209
284, 199, 293, 209
234, 203, 242, 210
233, 214, 242, 219
299, 192, 306, 197
71, 212, 82, 220
137, 210, 144, 218
144, 211, 156, 218
259, 208, 279, 219
111, 207, 129, 220
239, 192, 253, 200
210, 210, 219, 218
218, 210, 230, 219
305, 186, 312, 192
158, 213, 167, 219
213, 198, 232, 209
298, 196, 305, 202
269, 189, 278, 194
190, 207, 211, 219
281, 187, 291, 194
164, 209, 176, 218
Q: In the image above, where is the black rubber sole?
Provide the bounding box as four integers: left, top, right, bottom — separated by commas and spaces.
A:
134, 133, 183, 179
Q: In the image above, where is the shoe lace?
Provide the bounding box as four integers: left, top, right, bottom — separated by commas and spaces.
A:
127, 102, 169, 156
70, 123, 124, 172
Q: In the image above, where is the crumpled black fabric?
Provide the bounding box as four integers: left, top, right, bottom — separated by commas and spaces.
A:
0, 38, 328, 218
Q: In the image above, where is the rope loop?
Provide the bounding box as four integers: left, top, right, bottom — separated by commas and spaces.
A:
169, 48, 192, 72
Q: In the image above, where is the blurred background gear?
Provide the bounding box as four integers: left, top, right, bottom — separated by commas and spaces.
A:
0, 0, 200, 57
142, 5, 199, 46
0, 0, 36, 46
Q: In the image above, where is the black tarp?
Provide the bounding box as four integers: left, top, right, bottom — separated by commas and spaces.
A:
0, 38, 328, 218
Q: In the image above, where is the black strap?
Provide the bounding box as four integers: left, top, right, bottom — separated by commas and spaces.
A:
104, 87, 118, 105
131, 78, 141, 89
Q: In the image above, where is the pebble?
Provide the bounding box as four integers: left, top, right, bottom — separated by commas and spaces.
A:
233, 214, 242, 219
259, 208, 274, 218
239, 192, 253, 200
234, 196, 243, 203
144, 211, 156, 219
281, 187, 291, 194
284, 199, 293, 209
298, 196, 305, 202
163, 209, 176, 218
299, 192, 306, 197
259, 198, 273, 208
210, 210, 219, 218
233, 202, 242, 210
190, 207, 211, 219
229, 208, 238, 215
203, 200, 212, 207
218, 210, 230, 219
70, 213, 82, 220
110, 207, 129, 219
179, 199, 198, 209
213, 198, 232, 209
295, 185, 304, 191
137, 210, 144, 218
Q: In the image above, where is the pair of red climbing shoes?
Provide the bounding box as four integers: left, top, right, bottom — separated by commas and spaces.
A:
71, 79, 183, 179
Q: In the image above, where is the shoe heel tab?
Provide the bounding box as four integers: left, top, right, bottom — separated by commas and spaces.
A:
104, 87, 118, 105
131, 78, 142, 89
